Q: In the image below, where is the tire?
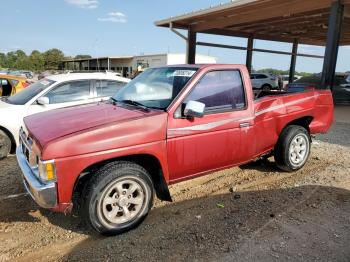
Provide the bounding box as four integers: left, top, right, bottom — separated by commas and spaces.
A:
262, 84, 272, 91
0, 130, 11, 159
274, 125, 311, 172
82, 161, 154, 235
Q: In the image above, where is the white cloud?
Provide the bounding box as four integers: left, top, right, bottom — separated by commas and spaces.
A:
65, 0, 99, 9
108, 12, 125, 17
98, 12, 127, 23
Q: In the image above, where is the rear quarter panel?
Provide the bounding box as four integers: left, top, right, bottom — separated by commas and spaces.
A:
253, 90, 333, 156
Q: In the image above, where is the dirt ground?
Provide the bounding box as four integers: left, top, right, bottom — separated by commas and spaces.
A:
0, 109, 349, 261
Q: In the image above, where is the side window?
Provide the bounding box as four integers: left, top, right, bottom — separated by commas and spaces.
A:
46, 80, 91, 104
96, 80, 125, 97
184, 70, 246, 114
0, 78, 13, 96
256, 74, 268, 79
0, 79, 9, 86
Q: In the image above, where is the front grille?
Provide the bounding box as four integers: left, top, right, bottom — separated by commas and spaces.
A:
19, 128, 38, 169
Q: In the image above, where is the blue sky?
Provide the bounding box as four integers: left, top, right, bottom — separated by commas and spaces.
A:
2, 0, 349, 73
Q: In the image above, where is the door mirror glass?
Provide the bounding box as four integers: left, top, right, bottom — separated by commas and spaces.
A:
37, 96, 50, 105
184, 100, 205, 118
1, 79, 8, 85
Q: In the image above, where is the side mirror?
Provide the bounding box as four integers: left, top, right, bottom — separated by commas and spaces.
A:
37, 96, 50, 105
184, 100, 205, 118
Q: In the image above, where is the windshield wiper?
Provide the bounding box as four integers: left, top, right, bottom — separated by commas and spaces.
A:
116, 99, 150, 112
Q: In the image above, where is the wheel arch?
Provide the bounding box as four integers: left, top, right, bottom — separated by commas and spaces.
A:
262, 83, 272, 88
0, 125, 16, 154
72, 154, 172, 208
284, 116, 314, 134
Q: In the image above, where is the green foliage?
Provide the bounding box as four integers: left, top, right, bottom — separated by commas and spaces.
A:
28, 50, 45, 72
0, 48, 66, 72
43, 49, 65, 70
252, 68, 312, 77
75, 54, 92, 59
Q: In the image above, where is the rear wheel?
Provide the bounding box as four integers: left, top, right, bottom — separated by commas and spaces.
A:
262, 84, 272, 91
0, 130, 11, 159
82, 161, 154, 235
274, 125, 311, 172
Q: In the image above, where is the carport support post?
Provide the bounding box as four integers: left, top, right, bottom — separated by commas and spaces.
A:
321, 0, 344, 90
186, 28, 197, 64
246, 36, 254, 74
289, 39, 298, 84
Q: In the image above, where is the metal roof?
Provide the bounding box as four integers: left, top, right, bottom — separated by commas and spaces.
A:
156, 0, 350, 46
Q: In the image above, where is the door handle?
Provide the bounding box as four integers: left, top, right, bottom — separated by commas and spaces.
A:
240, 122, 250, 128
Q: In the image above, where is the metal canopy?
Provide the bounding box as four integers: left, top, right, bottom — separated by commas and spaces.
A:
156, 0, 348, 89
156, 0, 350, 46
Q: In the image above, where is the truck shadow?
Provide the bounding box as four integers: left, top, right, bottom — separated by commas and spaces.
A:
1, 157, 349, 261
0, 184, 349, 261
239, 157, 279, 172
58, 185, 350, 262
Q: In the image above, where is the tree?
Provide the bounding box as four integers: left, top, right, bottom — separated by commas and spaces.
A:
14, 50, 28, 70
43, 48, 65, 70
0, 53, 6, 69
6, 52, 17, 69
75, 55, 92, 59
28, 50, 44, 72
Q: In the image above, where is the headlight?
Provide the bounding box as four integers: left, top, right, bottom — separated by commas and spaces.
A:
38, 159, 56, 183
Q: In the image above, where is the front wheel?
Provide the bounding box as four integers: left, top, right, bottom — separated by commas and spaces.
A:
262, 84, 272, 91
82, 161, 154, 235
274, 125, 311, 172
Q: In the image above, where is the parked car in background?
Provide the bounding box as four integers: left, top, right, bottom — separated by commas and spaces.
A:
17, 64, 333, 235
282, 75, 302, 89
287, 73, 350, 104
250, 73, 279, 90
38, 71, 56, 80
0, 75, 29, 97
0, 72, 130, 158
7, 70, 27, 78
20, 71, 34, 79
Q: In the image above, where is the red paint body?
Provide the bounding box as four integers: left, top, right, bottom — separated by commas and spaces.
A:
24, 65, 334, 212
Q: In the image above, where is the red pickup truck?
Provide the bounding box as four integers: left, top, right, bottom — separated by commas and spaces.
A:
17, 64, 333, 235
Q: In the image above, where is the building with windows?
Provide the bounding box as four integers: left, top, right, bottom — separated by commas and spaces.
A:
62, 53, 217, 78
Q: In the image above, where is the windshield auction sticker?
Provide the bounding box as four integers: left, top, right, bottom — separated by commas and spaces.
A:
173, 70, 196, 77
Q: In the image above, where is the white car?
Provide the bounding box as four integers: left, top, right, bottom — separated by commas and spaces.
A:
0, 72, 130, 158
250, 73, 279, 90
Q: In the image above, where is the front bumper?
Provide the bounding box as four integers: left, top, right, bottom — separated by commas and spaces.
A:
16, 146, 57, 209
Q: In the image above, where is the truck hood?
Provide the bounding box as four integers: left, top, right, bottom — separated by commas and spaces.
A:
24, 102, 152, 148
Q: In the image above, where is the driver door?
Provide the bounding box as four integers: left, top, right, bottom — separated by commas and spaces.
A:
167, 70, 253, 182
27, 80, 94, 115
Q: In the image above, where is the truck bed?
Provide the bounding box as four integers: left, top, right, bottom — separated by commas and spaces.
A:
251, 89, 334, 156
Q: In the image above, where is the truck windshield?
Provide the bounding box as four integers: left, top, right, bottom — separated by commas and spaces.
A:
5, 79, 56, 105
113, 67, 198, 110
